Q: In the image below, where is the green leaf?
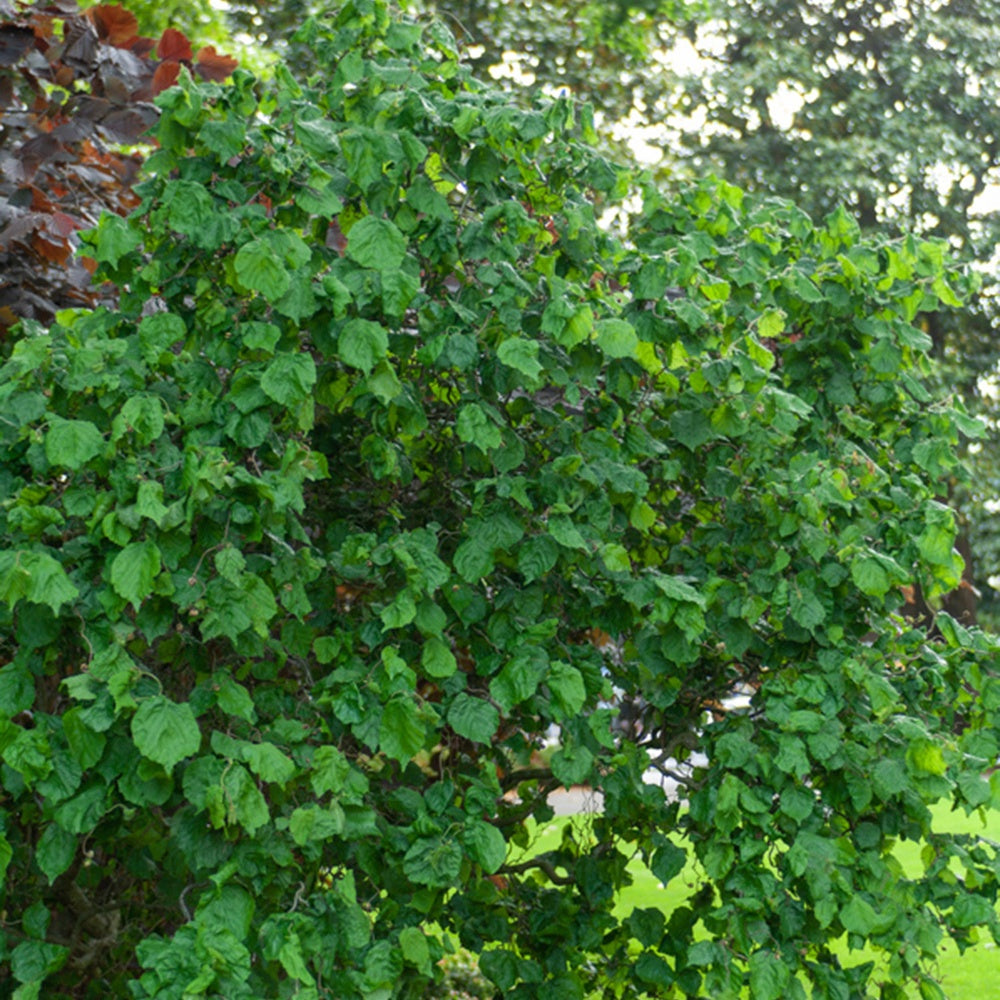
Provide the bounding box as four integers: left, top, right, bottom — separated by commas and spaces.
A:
339, 318, 389, 373
260, 352, 317, 407
0, 551, 79, 614
295, 117, 340, 154
748, 950, 790, 1000
165, 181, 217, 241
670, 409, 713, 449
463, 819, 506, 872
547, 662, 586, 719
138, 313, 186, 361
403, 835, 463, 886
274, 274, 318, 322
380, 698, 425, 763
951, 894, 995, 928
654, 574, 706, 608
447, 693, 499, 744
456, 403, 502, 452
548, 514, 588, 551
131, 696, 201, 771
699, 280, 731, 302
559, 305, 593, 348
789, 584, 825, 630
346, 215, 407, 270
919, 978, 946, 1000
651, 842, 686, 884
381, 268, 420, 319
311, 745, 350, 797
758, 308, 786, 338
399, 926, 432, 975
110, 540, 161, 610
518, 535, 559, 582
840, 896, 879, 935
135, 481, 169, 527
497, 337, 543, 380
600, 542, 631, 573
596, 318, 639, 359
221, 763, 270, 834
45, 418, 104, 470
453, 537, 494, 582
119, 395, 165, 444
872, 758, 909, 799
635, 953, 673, 989
851, 553, 893, 598
289, 804, 344, 846
422, 636, 457, 678
551, 743, 594, 786
35, 824, 76, 883
917, 521, 955, 567
52, 785, 106, 834
10, 940, 69, 985
214, 546, 246, 582
490, 647, 547, 711
242, 742, 295, 783
86, 213, 142, 267
906, 738, 947, 776
235, 238, 291, 299
62, 708, 105, 768
0, 835, 11, 881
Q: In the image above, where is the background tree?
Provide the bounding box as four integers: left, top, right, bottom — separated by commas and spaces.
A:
660, 0, 1000, 614
2, 2, 1000, 998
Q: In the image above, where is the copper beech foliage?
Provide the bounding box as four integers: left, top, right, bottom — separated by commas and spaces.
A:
0, 1, 236, 332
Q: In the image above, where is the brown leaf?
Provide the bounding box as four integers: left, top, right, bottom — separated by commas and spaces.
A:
151, 60, 180, 96
18, 133, 61, 181
100, 106, 157, 143
156, 28, 192, 63
29, 185, 54, 212
34, 232, 72, 264
61, 15, 99, 71
194, 46, 238, 81
87, 4, 139, 47
0, 213, 43, 248
50, 211, 80, 237
0, 24, 35, 67
125, 35, 155, 58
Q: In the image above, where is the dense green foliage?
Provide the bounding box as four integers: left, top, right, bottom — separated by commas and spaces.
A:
2, 2, 1000, 997
381, 0, 1000, 608
661, 0, 1000, 608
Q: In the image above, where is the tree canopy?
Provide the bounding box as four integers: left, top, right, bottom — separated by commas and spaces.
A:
666, 0, 1000, 608
1, 2, 999, 998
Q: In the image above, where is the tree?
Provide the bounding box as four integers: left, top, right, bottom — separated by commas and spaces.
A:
148, 0, 691, 138
1, 1, 998, 997
0, 1, 236, 333
665, 0, 1000, 610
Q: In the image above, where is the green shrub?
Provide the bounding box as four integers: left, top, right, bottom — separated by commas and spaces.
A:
0, 1, 997, 997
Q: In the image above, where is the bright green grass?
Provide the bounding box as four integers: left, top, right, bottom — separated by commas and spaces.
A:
521, 804, 1000, 999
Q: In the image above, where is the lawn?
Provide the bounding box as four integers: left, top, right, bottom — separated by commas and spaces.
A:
520, 803, 1000, 999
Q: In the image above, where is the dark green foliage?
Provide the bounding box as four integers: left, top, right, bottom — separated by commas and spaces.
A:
0, 2, 997, 997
